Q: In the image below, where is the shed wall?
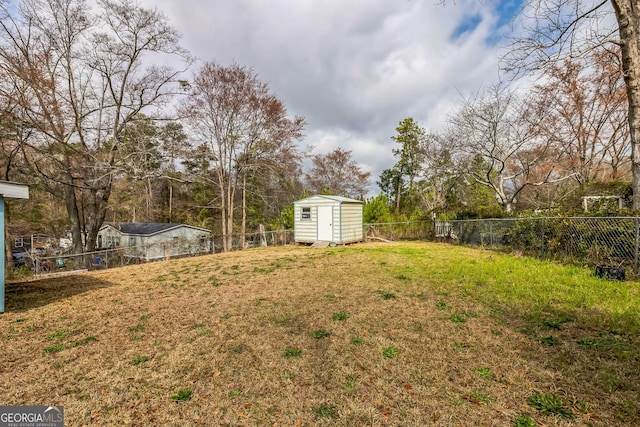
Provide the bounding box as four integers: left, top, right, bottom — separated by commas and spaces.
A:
294, 198, 325, 243
338, 203, 363, 243
294, 196, 363, 244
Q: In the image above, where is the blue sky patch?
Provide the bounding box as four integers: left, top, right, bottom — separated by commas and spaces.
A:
452, 14, 482, 39
495, 0, 524, 28
451, 0, 525, 45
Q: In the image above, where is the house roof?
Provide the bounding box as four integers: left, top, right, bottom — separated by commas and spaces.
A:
101, 222, 210, 236
294, 195, 363, 204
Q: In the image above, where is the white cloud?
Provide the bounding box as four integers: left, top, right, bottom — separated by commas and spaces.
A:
143, 0, 516, 194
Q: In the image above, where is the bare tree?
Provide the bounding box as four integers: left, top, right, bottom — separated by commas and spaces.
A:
182, 62, 305, 252
532, 48, 630, 184
417, 139, 458, 214
0, 0, 190, 252
304, 148, 370, 198
117, 115, 168, 221
447, 85, 570, 213
158, 121, 189, 222
505, 0, 640, 207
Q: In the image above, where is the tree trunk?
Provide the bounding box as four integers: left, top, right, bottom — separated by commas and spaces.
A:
226, 181, 235, 251
147, 176, 152, 219
241, 174, 247, 248
612, 0, 640, 208
169, 183, 173, 223
84, 187, 110, 253
395, 168, 403, 213
221, 205, 228, 252
63, 184, 83, 255
219, 169, 235, 252
4, 205, 13, 271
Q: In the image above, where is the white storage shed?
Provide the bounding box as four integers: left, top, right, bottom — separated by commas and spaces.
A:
294, 195, 364, 244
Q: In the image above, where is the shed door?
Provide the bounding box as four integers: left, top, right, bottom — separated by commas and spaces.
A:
317, 206, 334, 241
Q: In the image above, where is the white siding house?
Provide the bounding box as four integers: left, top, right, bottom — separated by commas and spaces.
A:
97, 223, 212, 260
1, 181, 29, 313
294, 195, 363, 244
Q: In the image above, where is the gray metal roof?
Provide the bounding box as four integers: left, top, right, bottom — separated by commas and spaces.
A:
102, 222, 210, 236
295, 195, 363, 204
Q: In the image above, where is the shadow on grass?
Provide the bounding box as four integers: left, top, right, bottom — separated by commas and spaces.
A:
497, 305, 640, 423
4, 275, 114, 312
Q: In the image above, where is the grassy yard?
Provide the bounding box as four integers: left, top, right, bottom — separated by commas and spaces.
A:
1, 242, 638, 426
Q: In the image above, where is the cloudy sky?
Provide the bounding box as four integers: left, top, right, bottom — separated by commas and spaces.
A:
141, 0, 523, 194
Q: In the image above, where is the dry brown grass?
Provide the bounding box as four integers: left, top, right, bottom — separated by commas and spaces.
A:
0, 242, 638, 426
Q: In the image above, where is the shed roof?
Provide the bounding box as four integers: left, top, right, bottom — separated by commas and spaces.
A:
295, 195, 363, 204
101, 222, 210, 236
0, 180, 29, 199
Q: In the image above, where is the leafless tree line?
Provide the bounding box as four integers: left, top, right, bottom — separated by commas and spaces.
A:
396, 47, 630, 214
0, 0, 372, 254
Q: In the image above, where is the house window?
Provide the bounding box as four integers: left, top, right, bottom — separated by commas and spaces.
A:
107, 236, 120, 248
129, 236, 136, 247
14, 238, 24, 248
301, 207, 311, 221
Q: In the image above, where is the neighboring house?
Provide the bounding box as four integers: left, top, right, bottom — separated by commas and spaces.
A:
97, 222, 212, 260
294, 195, 364, 245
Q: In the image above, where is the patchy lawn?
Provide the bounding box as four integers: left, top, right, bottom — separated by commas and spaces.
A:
1, 242, 638, 426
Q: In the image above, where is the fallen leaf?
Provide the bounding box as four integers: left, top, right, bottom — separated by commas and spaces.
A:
404, 383, 413, 390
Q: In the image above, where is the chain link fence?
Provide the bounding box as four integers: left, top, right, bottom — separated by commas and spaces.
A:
11, 230, 295, 279
11, 218, 640, 278
437, 217, 640, 276
22, 236, 213, 278
211, 230, 293, 252
364, 221, 433, 242
364, 217, 640, 276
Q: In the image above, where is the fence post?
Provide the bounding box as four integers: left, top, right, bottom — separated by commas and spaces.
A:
635, 217, 639, 277
431, 213, 436, 241
489, 221, 493, 247
541, 218, 546, 257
